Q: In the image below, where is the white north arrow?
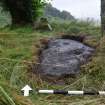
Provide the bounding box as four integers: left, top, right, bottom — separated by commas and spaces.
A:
21, 85, 32, 96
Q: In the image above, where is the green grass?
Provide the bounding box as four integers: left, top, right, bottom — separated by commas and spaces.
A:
0, 19, 105, 105
51, 19, 101, 37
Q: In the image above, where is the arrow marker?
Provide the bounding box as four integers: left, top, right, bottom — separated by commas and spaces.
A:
21, 85, 32, 96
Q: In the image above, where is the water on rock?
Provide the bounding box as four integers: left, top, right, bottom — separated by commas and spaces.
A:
39, 39, 94, 78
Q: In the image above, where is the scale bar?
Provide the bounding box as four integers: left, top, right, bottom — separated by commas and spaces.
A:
38, 90, 105, 95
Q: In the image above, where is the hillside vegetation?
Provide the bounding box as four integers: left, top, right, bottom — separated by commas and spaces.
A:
44, 4, 75, 20
0, 3, 75, 28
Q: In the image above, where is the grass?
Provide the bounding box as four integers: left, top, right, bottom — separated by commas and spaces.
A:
50, 19, 101, 37
0, 19, 105, 105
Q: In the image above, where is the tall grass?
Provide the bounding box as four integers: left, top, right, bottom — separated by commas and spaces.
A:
50, 18, 101, 37
0, 86, 15, 105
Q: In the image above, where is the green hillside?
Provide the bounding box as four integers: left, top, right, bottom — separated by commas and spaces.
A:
44, 4, 75, 20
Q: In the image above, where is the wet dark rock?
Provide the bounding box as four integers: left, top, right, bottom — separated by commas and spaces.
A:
39, 39, 94, 78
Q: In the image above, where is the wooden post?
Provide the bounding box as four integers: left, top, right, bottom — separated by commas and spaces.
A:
101, 0, 105, 37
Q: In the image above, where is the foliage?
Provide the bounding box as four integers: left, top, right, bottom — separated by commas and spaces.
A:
31, 0, 47, 21
0, 0, 49, 25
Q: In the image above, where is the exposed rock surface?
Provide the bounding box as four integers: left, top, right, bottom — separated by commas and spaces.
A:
39, 39, 94, 78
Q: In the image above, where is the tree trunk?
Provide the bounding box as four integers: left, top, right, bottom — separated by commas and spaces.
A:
101, 0, 105, 36
6, 0, 33, 26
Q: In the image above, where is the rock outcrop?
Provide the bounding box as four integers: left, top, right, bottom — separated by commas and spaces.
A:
39, 39, 94, 78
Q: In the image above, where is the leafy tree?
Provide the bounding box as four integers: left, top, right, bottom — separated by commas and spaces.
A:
0, 0, 48, 26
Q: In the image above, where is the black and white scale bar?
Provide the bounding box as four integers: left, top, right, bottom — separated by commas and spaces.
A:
38, 90, 105, 95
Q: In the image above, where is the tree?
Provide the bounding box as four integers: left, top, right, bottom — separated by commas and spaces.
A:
101, 0, 105, 36
0, 0, 48, 26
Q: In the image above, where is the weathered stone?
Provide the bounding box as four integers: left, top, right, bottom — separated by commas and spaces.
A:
39, 39, 94, 78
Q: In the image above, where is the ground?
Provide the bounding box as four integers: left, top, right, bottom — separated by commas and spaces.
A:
0, 21, 105, 105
